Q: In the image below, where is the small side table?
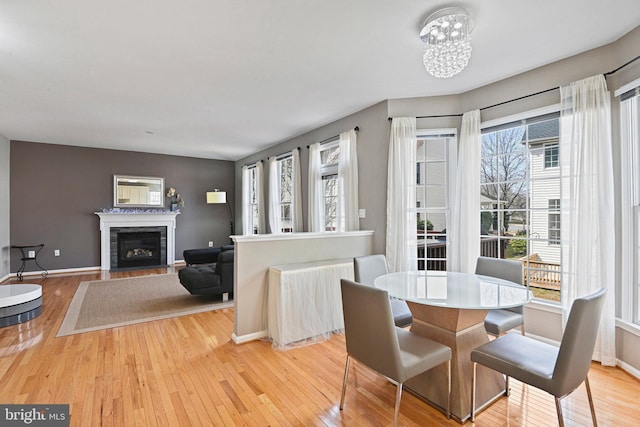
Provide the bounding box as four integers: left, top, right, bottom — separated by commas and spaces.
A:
11, 244, 48, 281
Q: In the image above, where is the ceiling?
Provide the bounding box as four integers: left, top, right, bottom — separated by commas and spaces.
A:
1, 1, 639, 161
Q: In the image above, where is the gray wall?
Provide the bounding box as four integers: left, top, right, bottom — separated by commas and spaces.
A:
10, 141, 234, 272
234, 26, 640, 371
234, 100, 391, 254
0, 135, 9, 279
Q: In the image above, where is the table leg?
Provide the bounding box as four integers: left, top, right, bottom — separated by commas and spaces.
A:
404, 302, 505, 423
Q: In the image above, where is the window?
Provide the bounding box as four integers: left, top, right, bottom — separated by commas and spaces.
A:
619, 83, 640, 325
320, 141, 340, 231
480, 111, 561, 302
544, 144, 559, 168
548, 199, 560, 245
243, 163, 263, 235
415, 130, 455, 271
276, 156, 294, 232
247, 167, 260, 234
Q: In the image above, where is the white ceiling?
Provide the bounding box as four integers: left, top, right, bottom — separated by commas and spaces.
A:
1, 1, 639, 161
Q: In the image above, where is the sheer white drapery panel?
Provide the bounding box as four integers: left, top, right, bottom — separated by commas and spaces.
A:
255, 161, 266, 234
308, 142, 324, 232
386, 117, 417, 273
241, 165, 252, 235
560, 74, 616, 366
449, 110, 481, 274
337, 129, 359, 232
292, 148, 304, 232
620, 92, 640, 322
268, 156, 282, 234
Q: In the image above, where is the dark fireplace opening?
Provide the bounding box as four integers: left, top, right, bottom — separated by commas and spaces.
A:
117, 231, 162, 269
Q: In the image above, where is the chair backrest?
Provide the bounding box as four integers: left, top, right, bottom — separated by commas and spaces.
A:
340, 279, 404, 382
353, 254, 388, 286
551, 288, 607, 397
475, 256, 524, 313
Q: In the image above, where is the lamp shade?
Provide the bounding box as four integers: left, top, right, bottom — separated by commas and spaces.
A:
206, 190, 226, 204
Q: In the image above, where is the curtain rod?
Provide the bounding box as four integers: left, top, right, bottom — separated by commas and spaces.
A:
388, 55, 640, 121
306, 126, 359, 149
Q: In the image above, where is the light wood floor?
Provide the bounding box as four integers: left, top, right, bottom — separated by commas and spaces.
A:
1, 268, 639, 426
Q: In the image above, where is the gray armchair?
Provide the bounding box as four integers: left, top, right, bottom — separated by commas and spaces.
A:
339, 279, 451, 426
470, 288, 607, 426
353, 255, 413, 328
475, 256, 525, 335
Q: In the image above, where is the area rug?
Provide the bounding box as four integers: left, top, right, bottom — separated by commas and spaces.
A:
57, 273, 233, 336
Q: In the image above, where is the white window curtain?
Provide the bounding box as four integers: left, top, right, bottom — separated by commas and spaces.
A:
254, 161, 266, 234
308, 142, 324, 232
449, 110, 481, 273
386, 117, 417, 272
337, 129, 359, 232
560, 74, 616, 366
620, 88, 640, 321
241, 165, 252, 235
268, 156, 281, 234
292, 148, 304, 232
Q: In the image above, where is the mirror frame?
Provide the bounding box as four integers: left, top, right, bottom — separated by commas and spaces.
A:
113, 175, 165, 208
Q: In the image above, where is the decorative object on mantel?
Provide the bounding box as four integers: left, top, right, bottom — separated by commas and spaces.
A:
100, 207, 174, 214
206, 189, 234, 242
166, 187, 185, 212
419, 6, 474, 78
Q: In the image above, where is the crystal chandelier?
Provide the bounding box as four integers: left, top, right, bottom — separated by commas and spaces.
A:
420, 7, 473, 78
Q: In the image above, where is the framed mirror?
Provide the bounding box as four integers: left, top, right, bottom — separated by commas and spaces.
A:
113, 175, 165, 208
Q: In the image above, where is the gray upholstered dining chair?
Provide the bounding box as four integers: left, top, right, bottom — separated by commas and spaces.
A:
339, 279, 452, 427
470, 288, 607, 426
353, 254, 413, 328
475, 256, 525, 335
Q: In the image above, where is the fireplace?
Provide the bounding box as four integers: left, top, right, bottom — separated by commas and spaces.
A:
96, 211, 179, 271
117, 231, 162, 269
109, 226, 167, 270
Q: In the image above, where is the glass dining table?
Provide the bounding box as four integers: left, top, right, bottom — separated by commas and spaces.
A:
373, 270, 532, 423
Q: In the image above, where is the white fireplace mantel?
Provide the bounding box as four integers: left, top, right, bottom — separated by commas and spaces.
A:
95, 211, 180, 270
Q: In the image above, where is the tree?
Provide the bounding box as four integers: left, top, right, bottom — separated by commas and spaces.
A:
480, 126, 528, 233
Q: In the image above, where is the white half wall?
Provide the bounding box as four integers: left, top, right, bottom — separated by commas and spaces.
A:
231, 231, 374, 343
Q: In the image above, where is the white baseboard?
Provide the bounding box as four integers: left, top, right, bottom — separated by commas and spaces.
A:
232, 330, 268, 345
617, 359, 640, 380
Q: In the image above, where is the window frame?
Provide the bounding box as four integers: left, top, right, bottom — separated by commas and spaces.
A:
415, 128, 457, 271
480, 104, 562, 304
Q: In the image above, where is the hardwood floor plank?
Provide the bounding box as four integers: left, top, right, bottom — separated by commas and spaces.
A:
1, 269, 639, 426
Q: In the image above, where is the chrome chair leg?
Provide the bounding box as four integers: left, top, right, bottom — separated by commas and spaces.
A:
393, 383, 403, 427
555, 397, 565, 427
585, 375, 598, 427
340, 356, 350, 410
471, 362, 477, 422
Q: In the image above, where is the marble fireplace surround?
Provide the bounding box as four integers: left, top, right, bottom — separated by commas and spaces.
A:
95, 211, 180, 270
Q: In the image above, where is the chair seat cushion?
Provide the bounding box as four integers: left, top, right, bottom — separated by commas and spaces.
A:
396, 328, 451, 381
390, 298, 413, 328
484, 309, 523, 335
471, 333, 558, 393
178, 265, 222, 294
